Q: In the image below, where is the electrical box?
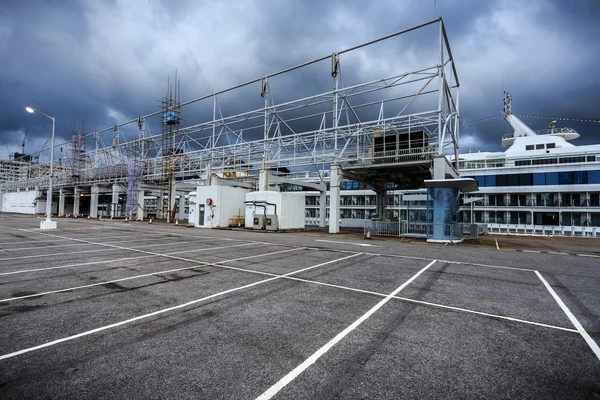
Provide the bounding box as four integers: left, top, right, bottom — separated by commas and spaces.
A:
253, 215, 266, 230
245, 191, 305, 230
194, 185, 248, 228
265, 214, 279, 231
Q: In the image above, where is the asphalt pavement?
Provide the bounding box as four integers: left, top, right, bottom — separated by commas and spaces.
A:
0, 214, 598, 399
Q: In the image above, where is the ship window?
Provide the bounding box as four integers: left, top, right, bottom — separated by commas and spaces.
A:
589, 170, 600, 184
546, 172, 559, 185
587, 155, 596, 162
547, 143, 555, 149
507, 174, 519, 186
486, 175, 496, 186
532, 158, 558, 165
496, 175, 507, 186
560, 156, 586, 164
519, 173, 533, 186
559, 171, 573, 185
536, 144, 544, 149
515, 160, 532, 166
533, 173, 545, 185
526, 145, 534, 151
573, 171, 587, 185
475, 176, 485, 187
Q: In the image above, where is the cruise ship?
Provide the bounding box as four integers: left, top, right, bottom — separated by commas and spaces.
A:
302, 94, 600, 237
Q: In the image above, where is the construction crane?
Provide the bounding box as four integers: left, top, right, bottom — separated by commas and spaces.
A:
1, 138, 12, 160
33, 140, 49, 164
22, 128, 28, 155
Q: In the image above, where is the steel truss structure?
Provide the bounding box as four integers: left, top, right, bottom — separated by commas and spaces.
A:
1, 18, 459, 193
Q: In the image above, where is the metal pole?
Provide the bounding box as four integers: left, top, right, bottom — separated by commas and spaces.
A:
46, 116, 55, 222
471, 201, 473, 225
437, 20, 444, 154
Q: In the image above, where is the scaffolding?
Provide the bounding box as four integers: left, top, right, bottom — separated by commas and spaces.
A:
71, 121, 85, 177
160, 73, 182, 222
0, 18, 460, 211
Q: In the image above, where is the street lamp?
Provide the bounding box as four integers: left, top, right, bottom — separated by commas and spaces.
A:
26, 106, 57, 229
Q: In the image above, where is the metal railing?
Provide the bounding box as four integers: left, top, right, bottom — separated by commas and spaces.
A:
364, 220, 485, 239
487, 224, 598, 237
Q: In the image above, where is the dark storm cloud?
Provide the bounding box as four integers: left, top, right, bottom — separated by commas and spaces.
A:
1, 0, 599, 160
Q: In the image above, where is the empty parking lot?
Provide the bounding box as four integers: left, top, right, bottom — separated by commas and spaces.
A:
0, 214, 599, 399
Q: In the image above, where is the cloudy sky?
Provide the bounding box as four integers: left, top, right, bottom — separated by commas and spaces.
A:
1, 0, 599, 161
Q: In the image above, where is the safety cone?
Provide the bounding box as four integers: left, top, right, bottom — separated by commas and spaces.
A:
175, 218, 179, 226
365, 227, 372, 239
125, 217, 129, 223
149, 218, 153, 224
87, 216, 90, 220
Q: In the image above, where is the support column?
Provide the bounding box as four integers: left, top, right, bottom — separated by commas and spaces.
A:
168, 186, 177, 223
58, 188, 65, 217
319, 192, 327, 228
90, 185, 99, 218
178, 194, 186, 221
73, 187, 80, 217
329, 164, 341, 234
136, 188, 144, 221
258, 170, 269, 191
374, 189, 385, 221
111, 184, 120, 218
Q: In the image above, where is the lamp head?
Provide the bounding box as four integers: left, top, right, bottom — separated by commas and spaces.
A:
25, 107, 35, 113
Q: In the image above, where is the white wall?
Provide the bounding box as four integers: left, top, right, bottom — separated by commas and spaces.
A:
245, 191, 306, 230
2, 190, 39, 214
195, 186, 247, 228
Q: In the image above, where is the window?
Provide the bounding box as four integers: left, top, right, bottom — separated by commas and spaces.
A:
532, 158, 558, 165
475, 176, 485, 187
519, 173, 533, 186
515, 160, 532, 166
547, 143, 556, 149
573, 171, 587, 185
526, 145, 534, 151
546, 172, 558, 185
536, 144, 545, 150
496, 175, 508, 187
588, 155, 596, 162
589, 170, 600, 184
507, 174, 519, 186
486, 175, 496, 187
558, 171, 573, 185
533, 173, 545, 185
560, 156, 586, 164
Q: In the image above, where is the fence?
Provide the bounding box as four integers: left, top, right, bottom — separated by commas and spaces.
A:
487, 224, 598, 238
364, 220, 597, 239
364, 220, 484, 240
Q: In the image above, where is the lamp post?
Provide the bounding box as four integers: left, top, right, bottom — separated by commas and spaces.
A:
26, 106, 57, 229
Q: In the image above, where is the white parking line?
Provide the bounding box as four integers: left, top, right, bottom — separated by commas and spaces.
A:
0, 238, 224, 263
316, 239, 380, 247
0, 235, 178, 252
364, 252, 535, 272
536, 271, 600, 362
0, 242, 255, 276
0, 252, 362, 361
255, 259, 436, 400
1, 246, 303, 302
0, 233, 170, 246
280, 276, 578, 333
